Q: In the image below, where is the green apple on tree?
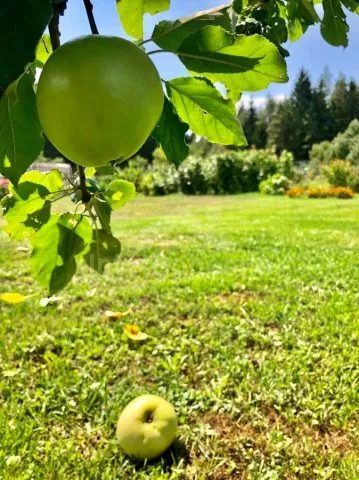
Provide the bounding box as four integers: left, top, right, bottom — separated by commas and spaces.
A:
36, 35, 164, 167
116, 394, 177, 460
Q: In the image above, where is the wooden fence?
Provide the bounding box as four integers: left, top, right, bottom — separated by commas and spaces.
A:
28, 162, 73, 185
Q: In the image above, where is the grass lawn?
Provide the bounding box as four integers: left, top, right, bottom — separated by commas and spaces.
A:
1, 193, 359, 479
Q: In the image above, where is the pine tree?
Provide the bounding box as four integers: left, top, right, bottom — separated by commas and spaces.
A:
253, 96, 277, 149
267, 99, 296, 153
345, 80, 359, 124
330, 76, 348, 134
290, 69, 316, 160
240, 100, 258, 147
312, 78, 334, 143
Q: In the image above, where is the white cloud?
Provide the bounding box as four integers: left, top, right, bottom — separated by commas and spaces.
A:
238, 94, 287, 110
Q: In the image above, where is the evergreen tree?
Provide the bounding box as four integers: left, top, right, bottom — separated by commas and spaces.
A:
312, 78, 334, 143
238, 100, 258, 147
253, 96, 277, 148
345, 80, 359, 124
267, 99, 296, 153
290, 69, 316, 160
330, 76, 348, 134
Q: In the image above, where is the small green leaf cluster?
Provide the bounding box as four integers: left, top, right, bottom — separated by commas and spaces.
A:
1, 168, 135, 294
233, 0, 355, 49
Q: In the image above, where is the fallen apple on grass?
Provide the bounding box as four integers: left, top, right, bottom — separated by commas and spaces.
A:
116, 394, 177, 460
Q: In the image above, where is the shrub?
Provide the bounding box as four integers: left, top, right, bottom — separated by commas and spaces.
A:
116, 156, 148, 190
331, 186, 355, 199
322, 159, 359, 191
0, 177, 9, 199
140, 163, 179, 196
178, 156, 209, 195
107, 149, 295, 196
310, 119, 359, 168
307, 186, 355, 199
286, 186, 305, 197
259, 174, 291, 195
307, 186, 333, 198
278, 150, 294, 178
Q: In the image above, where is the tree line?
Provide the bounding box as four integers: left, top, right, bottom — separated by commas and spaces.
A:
238, 69, 359, 161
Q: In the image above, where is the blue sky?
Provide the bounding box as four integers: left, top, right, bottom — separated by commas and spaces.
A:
59, 0, 359, 104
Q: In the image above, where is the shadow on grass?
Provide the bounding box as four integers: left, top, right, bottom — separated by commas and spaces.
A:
133, 439, 190, 472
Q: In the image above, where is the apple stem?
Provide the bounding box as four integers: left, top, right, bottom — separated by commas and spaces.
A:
83, 0, 99, 35
144, 410, 154, 424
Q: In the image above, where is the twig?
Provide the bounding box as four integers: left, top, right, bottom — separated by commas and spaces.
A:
83, 0, 99, 34
48, 1, 67, 51
48, 1, 77, 175
78, 0, 100, 202
78, 165, 92, 203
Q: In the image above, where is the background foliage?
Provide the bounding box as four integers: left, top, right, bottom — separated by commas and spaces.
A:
0, 0, 359, 293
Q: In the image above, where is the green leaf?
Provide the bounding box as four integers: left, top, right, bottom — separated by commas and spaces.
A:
300, 0, 320, 23
288, 17, 305, 42
177, 26, 261, 75
153, 97, 189, 167
116, 0, 170, 39
30, 215, 61, 291
321, 0, 349, 46
14, 170, 63, 195
92, 195, 112, 234
5, 200, 51, 240
167, 77, 246, 146
30, 213, 92, 294
183, 33, 288, 99
95, 165, 117, 176
49, 259, 77, 295
232, 0, 243, 14
35, 35, 52, 67
177, 25, 261, 81
85, 167, 97, 179
0, 0, 52, 95
341, 0, 359, 13
3, 170, 64, 240
85, 230, 121, 274
151, 5, 231, 51
105, 180, 136, 209
0, 73, 44, 185
57, 214, 93, 260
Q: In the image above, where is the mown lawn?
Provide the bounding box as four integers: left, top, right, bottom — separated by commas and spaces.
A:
1, 194, 359, 479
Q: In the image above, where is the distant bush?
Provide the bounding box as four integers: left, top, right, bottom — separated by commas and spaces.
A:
307, 186, 355, 199
307, 186, 333, 198
332, 187, 355, 199
97, 149, 295, 196
178, 149, 294, 196
322, 160, 359, 191
116, 157, 147, 190
310, 119, 359, 169
323, 160, 354, 187
286, 186, 305, 197
178, 156, 209, 195
259, 173, 291, 195
140, 163, 179, 196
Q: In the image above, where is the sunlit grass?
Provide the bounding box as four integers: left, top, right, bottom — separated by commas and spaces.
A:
1, 194, 359, 479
